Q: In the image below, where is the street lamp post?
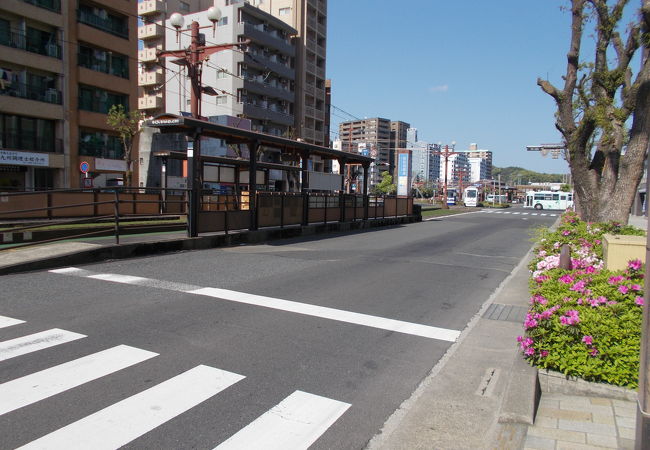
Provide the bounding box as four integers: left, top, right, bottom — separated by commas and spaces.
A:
157, 9, 248, 237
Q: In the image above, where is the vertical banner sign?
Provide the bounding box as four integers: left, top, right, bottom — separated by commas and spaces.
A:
397, 152, 410, 196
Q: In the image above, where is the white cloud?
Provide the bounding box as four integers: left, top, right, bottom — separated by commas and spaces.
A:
428, 85, 449, 93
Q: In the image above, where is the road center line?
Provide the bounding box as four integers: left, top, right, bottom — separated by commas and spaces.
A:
49, 268, 461, 342
0, 315, 25, 329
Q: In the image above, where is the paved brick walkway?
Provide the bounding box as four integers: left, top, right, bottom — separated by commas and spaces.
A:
524, 393, 637, 449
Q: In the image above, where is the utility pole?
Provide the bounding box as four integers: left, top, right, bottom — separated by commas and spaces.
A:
430, 142, 459, 209
157, 9, 248, 237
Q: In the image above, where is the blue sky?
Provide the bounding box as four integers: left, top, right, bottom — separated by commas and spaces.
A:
326, 0, 579, 174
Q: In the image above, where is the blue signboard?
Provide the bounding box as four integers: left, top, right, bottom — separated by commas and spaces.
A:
398, 153, 408, 177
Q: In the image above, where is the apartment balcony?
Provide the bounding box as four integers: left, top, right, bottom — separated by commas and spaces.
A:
304, 83, 315, 96
237, 22, 294, 56
0, 81, 62, 105
305, 39, 316, 53
21, 0, 61, 13
316, 44, 326, 58
138, 47, 158, 63
242, 103, 294, 126
307, 16, 317, 30
243, 79, 294, 103
244, 53, 294, 80
317, 21, 326, 36
305, 62, 316, 75
0, 31, 62, 59
138, 70, 163, 86
138, 0, 165, 16
314, 108, 324, 121
316, 65, 325, 79
317, 0, 327, 15
138, 93, 163, 110
303, 128, 315, 140
138, 23, 164, 40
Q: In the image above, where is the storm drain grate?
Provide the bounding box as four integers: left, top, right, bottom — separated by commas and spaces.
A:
483, 303, 528, 323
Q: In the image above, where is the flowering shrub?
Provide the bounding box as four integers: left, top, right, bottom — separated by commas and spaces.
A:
519, 211, 646, 388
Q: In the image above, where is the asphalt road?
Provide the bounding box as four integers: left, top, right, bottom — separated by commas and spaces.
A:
0, 207, 557, 449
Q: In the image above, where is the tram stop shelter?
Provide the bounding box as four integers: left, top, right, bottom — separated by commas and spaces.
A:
146, 114, 382, 236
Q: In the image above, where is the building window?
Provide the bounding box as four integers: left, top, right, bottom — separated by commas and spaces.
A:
0, 113, 56, 152
78, 85, 128, 114
218, 16, 228, 26
78, 44, 129, 78
216, 70, 228, 79
79, 130, 123, 159
216, 96, 227, 105
179, 1, 190, 12
279, 7, 291, 15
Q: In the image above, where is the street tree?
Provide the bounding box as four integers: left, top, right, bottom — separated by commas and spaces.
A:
106, 104, 145, 187
373, 171, 396, 195
538, 0, 649, 223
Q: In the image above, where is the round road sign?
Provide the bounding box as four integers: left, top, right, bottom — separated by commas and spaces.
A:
80, 161, 90, 173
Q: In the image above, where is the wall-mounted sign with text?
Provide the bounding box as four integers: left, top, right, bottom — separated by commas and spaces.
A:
0, 150, 49, 167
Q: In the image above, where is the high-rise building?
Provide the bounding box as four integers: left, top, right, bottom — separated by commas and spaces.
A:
258, 0, 327, 146
468, 157, 488, 182
467, 143, 493, 179
162, 6, 297, 136
407, 128, 440, 184
440, 151, 470, 187
338, 117, 391, 186
0, 0, 138, 189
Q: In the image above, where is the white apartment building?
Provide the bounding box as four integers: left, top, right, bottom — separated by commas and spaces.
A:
468, 157, 488, 182
407, 128, 440, 183
439, 152, 470, 186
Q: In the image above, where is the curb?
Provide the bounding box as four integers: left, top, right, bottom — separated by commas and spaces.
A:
538, 369, 638, 402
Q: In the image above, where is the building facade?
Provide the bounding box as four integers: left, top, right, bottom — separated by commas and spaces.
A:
1, 0, 138, 190
439, 151, 470, 188
258, 0, 328, 146
390, 120, 409, 178
407, 127, 440, 184
468, 156, 487, 183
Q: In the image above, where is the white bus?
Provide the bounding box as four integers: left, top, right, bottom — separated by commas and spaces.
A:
524, 191, 574, 210
486, 194, 508, 204
463, 186, 479, 207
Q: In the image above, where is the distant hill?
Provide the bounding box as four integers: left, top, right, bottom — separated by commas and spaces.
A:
492, 166, 565, 184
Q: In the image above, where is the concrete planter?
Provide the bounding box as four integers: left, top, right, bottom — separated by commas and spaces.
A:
538, 369, 637, 402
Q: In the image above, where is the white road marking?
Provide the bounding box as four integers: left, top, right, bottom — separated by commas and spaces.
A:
0, 329, 86, 362
215, 390, 350, 450
19, 365, 244, 450
531, 213, 538, 216
511, 212, 520, 215
541, 213, 548, 216
521, 213, 529, 215
0, 315, 24, 329
0, 345, 157, 416
50, 269, 461, 342
192, 287, 460, 341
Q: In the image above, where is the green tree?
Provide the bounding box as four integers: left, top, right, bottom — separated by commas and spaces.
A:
372, 171, 396, 195
537, 0, 649, 223
106, 104, 145, 187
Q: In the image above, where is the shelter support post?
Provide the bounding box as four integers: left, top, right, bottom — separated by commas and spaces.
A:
248, 140, 259, 231
301, 150, 309, 226
363, 162, 370, 220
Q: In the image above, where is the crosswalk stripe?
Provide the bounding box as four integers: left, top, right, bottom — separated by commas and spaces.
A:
215, 390, 350, 450
521, 213, 529, 215
511, 212, 520, 215
0, 329, 86, 362
531, 213, 538, 216
0, 315, 25, 329
19, 365, 244, 450
541, 213, 547, 216
0, 345, 157, 416
50, 269, 461, 342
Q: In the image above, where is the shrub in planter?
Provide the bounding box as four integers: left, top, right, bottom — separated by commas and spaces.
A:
520, 211, 646, 389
